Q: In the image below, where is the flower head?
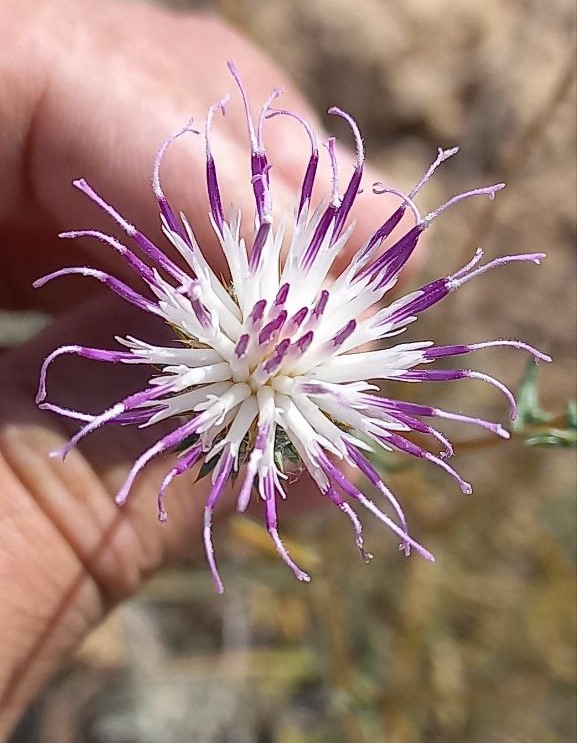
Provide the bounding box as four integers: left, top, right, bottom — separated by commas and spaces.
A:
36, 63, 550, 592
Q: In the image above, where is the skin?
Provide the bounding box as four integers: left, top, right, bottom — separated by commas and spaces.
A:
0, 0, 412, 735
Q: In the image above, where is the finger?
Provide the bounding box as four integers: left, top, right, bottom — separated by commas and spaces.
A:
0, 295, 212, 734
3, 0, 415, 314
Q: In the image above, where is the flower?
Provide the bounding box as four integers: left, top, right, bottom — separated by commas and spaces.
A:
35, 63, 550, 593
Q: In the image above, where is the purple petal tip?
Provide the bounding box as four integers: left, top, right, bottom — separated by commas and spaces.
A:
415, 544, 436, 562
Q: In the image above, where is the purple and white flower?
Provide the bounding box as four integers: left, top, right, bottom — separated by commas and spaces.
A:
35, 63, 550, 592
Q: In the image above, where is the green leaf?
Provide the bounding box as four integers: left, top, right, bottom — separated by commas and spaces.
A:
513, 360, 576, 448
524, 401, 577, 447
514, 358, 552, 430
525, 428, 577, 448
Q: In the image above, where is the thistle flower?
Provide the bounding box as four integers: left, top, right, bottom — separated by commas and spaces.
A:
35, 63, 550, 593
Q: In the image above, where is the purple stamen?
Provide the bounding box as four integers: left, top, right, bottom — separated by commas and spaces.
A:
450, 247, 485, 281
250, 157, 270, 222
402, 368, 517, 420
325, 137, 340, 207
325, 486, 372, 561
33, 267, 159, 315
39, 403, 95, 422
384, 279, 450, 326
449, 252, 546, 289
256, 89, 283, 149
205, 97, 229, 233
297, 153, 320, 217
157, 443, 203, 522
423, 183, 505, 224
312, 289, 329, 319
333, 164, 362, 240
54, 383, 172, 460
468, 370, 518, 421
431, 408, 510, 439
409, 146, 459, 199
258, 310, 287, 345
263, 338, 291, 375
300, 201, 338, 271
59, 230, 157, 286
362, 395, 510, 439
266, 108, 318, 152
190, 297, 212, 329
52, 403, 125, 460
73, 179, 188, 283
203, 450, 234, 594
344, 442, 409, 537
249, 218, 271, 272
328, 107, 364, 165
423, 424, 454, 458
425, 451, 471, 492
378, 407, 454, 457
37, 345, 133, 403
153, 117, 198, 240
358, 224, 423, 284
227, 62, 274, 222
319, 452, 434, 561
234, 333, 250, 359
468, 340, 551, 363
248, 298, 267, 326
400, 369, 470, 382
372, 184, 421, 223
43, 402, 155, 427
287, 306, 308, 332
227, 60, 258, 150
424, 340, 551, 363
274, 282, 290, 307
266, 108, 319, 216
355, 204, 407, 267
328, 107, 365, 239
376, 433, 471, 493
330, 319, 356, 349
264, 477, 310, 582
116, 409, 159, 425
295, 330, 314, 355
413, 448, 468, 490
186, 278, 213, 328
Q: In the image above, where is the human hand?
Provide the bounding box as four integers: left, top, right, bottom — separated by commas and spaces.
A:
0, 0, 414, 734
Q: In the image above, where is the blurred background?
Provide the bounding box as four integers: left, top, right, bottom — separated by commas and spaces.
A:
7, 0, 576, 741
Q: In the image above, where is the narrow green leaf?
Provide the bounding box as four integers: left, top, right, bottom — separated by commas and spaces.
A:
514, 358, 551, 430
